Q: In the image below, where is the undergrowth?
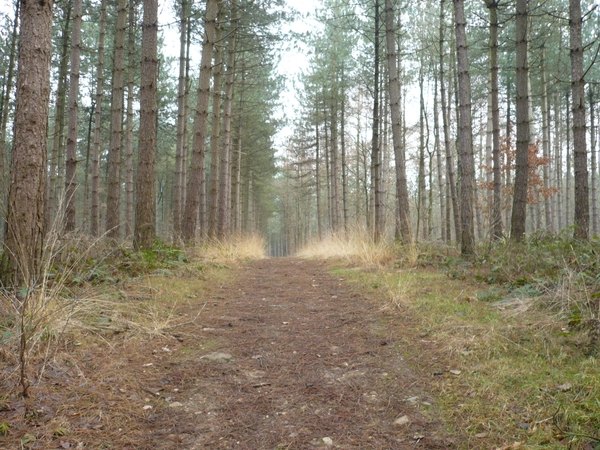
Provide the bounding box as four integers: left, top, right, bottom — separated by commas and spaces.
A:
329, 234, 600, 449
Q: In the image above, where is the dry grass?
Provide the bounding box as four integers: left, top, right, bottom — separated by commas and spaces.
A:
296, 228, 398, 268
195, 233, 267, 265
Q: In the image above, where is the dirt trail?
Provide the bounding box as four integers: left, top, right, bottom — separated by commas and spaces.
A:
1, 257, 456, 450
146, 258, 453, 449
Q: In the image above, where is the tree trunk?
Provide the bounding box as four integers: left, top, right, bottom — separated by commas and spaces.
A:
208, 11, 224, 238
341, 68, 349, 234
124, 1, 136, 238
570, 0, 589, 240
217, 2, 238, 237
316, 120, 322, 239
453, 0, 475, 255
47, 3, 71, 230
372, 0, 383, 241
106, 0, 128, 239
133, 0, 158, 250
511, 0, 529, 242
417, 65, 426, 241
555, 92, 563, 230
330, 92, 340, 231
0, 0, 19, 217
541, 48, 552, 232
434, 70, 446, 242
173, 0, 188, 239
90, 0, 107, 236
566, 92, 571, 228
439, 0, 459, 243
64, 0, 83, 232
182, 0, 219, 243
484, 0, 503, 240
0, 0, 54, 287
590, 88, 598, 235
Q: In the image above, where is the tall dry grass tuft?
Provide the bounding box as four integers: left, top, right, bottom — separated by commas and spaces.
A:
0, 203, 117, 397
197, 233, 267, 265
296, 226, 397, 268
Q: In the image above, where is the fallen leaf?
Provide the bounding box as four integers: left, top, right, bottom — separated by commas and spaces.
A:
556, 383, 572, 392
475, 432, 488, 438
142, 405, 152, 410
449, 370, 461, 375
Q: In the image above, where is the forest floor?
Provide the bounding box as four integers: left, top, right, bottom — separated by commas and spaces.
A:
1, 257, 462, 449
4, 253, 597, 449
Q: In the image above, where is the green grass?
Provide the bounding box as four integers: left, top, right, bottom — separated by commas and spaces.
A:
336, 266, 600, 449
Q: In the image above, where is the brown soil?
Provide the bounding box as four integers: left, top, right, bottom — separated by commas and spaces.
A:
1, 258, 458, 449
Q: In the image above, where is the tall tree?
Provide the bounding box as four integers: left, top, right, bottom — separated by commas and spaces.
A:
453, 0, 475, 255
124, 0, 137, 238
511, 0, 530, 241
439, 0, 460, 242
106, 0, 128, 239
484, 0, 503, 240
372, 0, 384, 241
209, 10, 224, 238
64, 0, 83, 232
217, 0, 239, 237
173, 0, 189, 239
570, 0, 589, 239
0, 0, 54, 287
182, 0, 219, 243
90, 0, 107, 236
134, 0, 158, 250
47, 3, 71, 229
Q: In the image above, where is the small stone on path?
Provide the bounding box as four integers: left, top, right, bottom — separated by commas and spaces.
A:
394, 415, 410, 426
202, 352, 233, 362
321, 437, 333, 446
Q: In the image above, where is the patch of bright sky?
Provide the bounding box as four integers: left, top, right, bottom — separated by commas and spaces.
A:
273, 0, 321, 153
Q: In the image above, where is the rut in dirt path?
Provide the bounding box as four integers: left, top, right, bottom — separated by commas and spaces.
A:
160, 258, 453, 449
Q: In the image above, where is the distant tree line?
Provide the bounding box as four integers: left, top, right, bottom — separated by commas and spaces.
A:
278, 0, 600, 256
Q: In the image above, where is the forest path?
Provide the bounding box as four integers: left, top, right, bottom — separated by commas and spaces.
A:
145, 258, 454, 449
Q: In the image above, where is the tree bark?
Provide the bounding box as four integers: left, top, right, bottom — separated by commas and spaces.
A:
173, 0, 188, 239
570, 0, 589, 240
0, 0, 19, 215
106, 0, 128, 239
124, 1, 136, 238
208, 11, 224, 238
590, 88, 598, 235
64, 0, 83, 232
511, 0, 529, 242
484, 0, 503, 240
217, 1, 238, 237
439, 0, 459, 243
182, 0, 219, 243
134, 0, 158, 250
47, 3, 71, 230
541, 47, 552, 232
372, 0, 384, 241
0, 0, 54, 287
90, 0, 107, 236
433, 70, 446, 242
417, 65, 426, 241
453, 0, 475, 255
